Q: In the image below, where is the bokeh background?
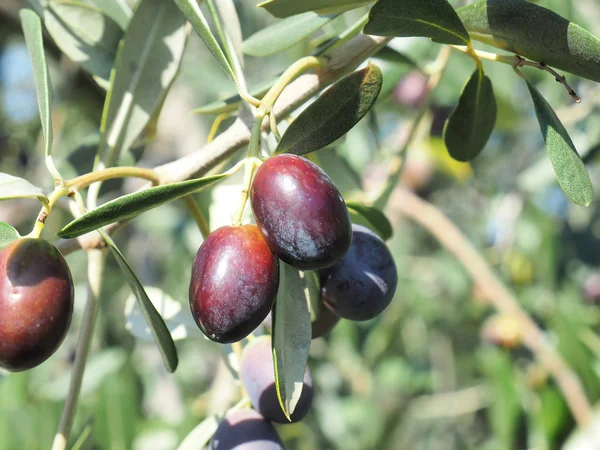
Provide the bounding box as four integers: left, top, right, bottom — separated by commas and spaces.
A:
1, 0, 600, 448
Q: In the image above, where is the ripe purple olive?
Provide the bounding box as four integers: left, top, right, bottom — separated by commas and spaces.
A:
240, 336, 313, 423
0, 238, 74, 372
250, 154, 352, 270
209, 408, 284, 450
322, 224, 397, 321
189, 225, 279, 344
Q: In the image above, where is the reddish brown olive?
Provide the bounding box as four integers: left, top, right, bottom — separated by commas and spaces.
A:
0, 238, 74, 372
189, 225, 279, 343
250, 154, 352, 270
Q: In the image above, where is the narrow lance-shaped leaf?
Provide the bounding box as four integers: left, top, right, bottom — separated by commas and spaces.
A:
0, 172, 48, 204
0, 222, 20, 250
275, 63, 383, 155
272, 264, 313, 420
257, 0, 372, 18
173, 0, 237, 83
443, 68, 497, 162
212, 0, 244, 68
345, 201, 393, 240
457, 0, 600, 83
98, 229, 178, 372
88, 0, 132, 29
58, 174, 228, 239
20, 10, 56, 172
364, 0, 470, 45
526, 81, 593, 206
176, 415, 220, 450
243, 12, 337, 57
99, 0, 187, 164
27, 0, 123, 90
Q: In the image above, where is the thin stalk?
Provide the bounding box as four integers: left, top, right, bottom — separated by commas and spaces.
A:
183, 195, 210, 239
51, 248, 105, 450
25, 186, 70, 239
65, 166, 161, 191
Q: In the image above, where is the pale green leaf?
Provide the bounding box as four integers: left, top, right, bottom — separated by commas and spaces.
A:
258, 0, 372, 18
457, 0, 600, 83
0, 222, 20, 250
443, 68, 497, 161
173, 0, 237, 82
99, 0, 187, 164
88, 0, 131, 29
526, 81, 593, 206
275, 63, 382, 155
99, 229, 178, 372
58, 174, 227, 238
20, 9, 53, 160
364, 0, 470, 45
0, 173, 48, 204
176, 415, 220, 450
243, 12, 336, 57
272, 263, 313, 420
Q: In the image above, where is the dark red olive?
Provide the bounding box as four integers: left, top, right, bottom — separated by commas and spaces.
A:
0, 238, 74, 372
322, 224, 397, 321
250, 154, 352, 270
209, 409, 284, 450
240, 336, 313, 423
189, 225, 279, 343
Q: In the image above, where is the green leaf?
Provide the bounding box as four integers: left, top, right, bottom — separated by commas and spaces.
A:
212, 0, 244, 68
443, 68, 497, 162
0, 173, 48, 204
58, 174, 227, 238
88, 0, 131, 29
345, 201, 393, 240
99, 0, 187, 164
0, 223, 20, 250
28, 0, 123, 90
176, 415, 220, 450
192, 79, 274, 115
364, 0, 470, 45
526, 81, 593, 206
20, 9, 54, 162
457, 0, 600, 83
272, 263, 313, 420
243, 12, 336, 57
275, 63, 383, 155
99, 230, 178, 372
257, 0, 372, 18
173, 0, 237, 82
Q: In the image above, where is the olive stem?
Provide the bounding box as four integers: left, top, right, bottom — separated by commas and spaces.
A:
259, 56, 325, 116
394, 188, 593, 427
65, 166, 161, 191
25, 186, 70, 239
231, 158, 261, 227
373, 46, 452, 209
183, 196, 211, 239
51, 248, 105, 450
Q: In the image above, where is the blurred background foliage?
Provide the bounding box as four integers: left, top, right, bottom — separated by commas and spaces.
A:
1, 0, 600, 449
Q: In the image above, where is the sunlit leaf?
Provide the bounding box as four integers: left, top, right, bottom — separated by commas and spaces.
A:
275, 63, 382, 155
99, 0, 187, 164
457, 0, 600, 83
176, 415, 220, 450
58, 174, 227, 239
0, 223, 20, 250
174, 0, 237, 82
243, 12, 336, 57
20, 10, 54, 162
212, 0, 244, 68
272, 263, 313, 420
443, 68, 497, 162
88, 0, 132, 29
99, 230, 178, 372
526, 81, 592, 206
0, 173, 48, 204
364, 0, 470, 45
257, 0, 372, 18
27, 0, 123, 89
345, 201, 393, 240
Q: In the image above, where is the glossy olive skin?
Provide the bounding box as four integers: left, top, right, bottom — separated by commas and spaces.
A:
0, 238, 74, 372
209, 409, 284, 450
322, 225, 397, 321
250, 154, 352, 270
189, 225, 279, 343
240, 336, 313, 423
